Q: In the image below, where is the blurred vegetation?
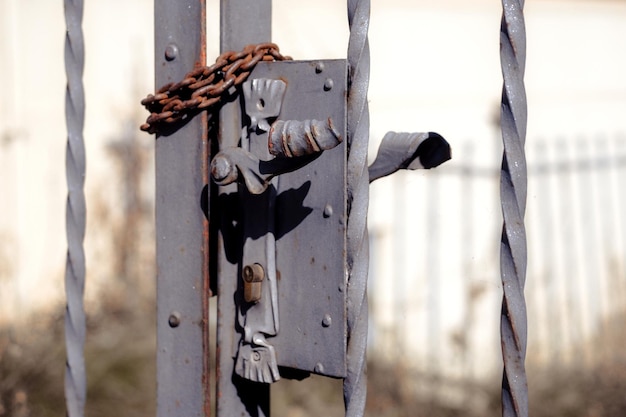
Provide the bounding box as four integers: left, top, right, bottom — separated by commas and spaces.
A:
3, 304, 626, 416
0, 303, 156, 417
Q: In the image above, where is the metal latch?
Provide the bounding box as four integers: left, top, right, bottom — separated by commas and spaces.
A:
211, 58, 451, 385
211, 60, 348, 383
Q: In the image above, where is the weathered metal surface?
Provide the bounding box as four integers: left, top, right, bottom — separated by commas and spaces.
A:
345, 0, 371, 415
243, 77, 287, 131
368, 131, 451, 182
141, 43, 290, 134
213, 60, 347, 386
234, 91, 282, 385
64, 0, 87, 415
499, 0, 529, 416
216, 1, 272, 415
154, 1, 210, 416
268, 118, 343, 157
246, 60, 348, 379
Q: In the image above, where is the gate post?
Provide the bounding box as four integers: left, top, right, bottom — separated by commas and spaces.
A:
153, 1, 210, 416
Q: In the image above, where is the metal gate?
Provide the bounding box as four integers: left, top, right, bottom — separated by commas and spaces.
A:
62, 1, 527, 416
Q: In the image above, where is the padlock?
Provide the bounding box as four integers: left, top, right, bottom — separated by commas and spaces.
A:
242, 263, 265, 303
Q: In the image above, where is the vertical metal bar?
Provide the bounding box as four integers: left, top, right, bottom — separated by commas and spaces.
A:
154, 1, 210, 416
553, 139, 573, 364
546, 141, 565, 365
575, 138, 603, 364
216, 2, 271, 416
460, 143, 474, 382
588, 137, 611, 359
393, 175, 405, 358
345, 0, 370, 415
609, 135, 626, 327
426, 171, 440, 399
499, 0, 528, 416
562, 139, 589, 364
64, 0, 86, 415
532, 141, 555, 365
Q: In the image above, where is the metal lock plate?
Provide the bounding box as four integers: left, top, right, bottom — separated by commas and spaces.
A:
248, 60, 348, 378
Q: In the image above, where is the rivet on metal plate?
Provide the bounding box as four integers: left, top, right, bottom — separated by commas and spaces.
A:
164, 43, 178, 61
168, 311, 181, 328
323, 204, 334, 218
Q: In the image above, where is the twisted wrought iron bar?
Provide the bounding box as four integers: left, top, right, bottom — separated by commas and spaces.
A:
345, 0, 370, 415
64, 0, 87, 415
499, 1, 528, 416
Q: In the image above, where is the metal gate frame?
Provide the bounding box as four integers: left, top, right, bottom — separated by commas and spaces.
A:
62, 1, 528, 416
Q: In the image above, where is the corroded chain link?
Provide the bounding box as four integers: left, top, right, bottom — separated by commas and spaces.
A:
140, 43, 291, 134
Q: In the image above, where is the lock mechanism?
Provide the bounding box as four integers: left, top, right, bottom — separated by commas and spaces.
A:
212, 60, 349, 383
243, 263, 265, 303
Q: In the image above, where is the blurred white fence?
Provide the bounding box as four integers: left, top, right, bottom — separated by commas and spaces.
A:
368, 133, 626, 389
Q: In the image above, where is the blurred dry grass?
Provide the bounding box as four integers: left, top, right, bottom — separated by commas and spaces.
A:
0, 302, 156, 417
2, 305, 626, 416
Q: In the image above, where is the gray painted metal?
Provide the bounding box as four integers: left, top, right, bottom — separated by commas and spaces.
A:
499, 0, 529, 416
154, 1, 210, 416
217, 1, 272, 416
368, 132, 451, 182
64, 0, 87, 415
213, 61, 347, 384
248, 60, 348, 378
345, 0, 371, 415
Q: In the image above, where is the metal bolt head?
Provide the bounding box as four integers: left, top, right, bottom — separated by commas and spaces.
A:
323, 78, 334, 91
211, 154, 237, 184
314, 362, 325, 374
323, 204, 333, 218
168, 311, 181, 328
164, 43, 179, 61
315, 62, 325, 74
322, 314, 332, 327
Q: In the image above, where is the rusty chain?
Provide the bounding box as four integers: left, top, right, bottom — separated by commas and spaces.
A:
140, 43, 291, 134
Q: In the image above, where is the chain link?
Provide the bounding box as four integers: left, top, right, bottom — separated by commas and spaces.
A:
140, 43, 291, 134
